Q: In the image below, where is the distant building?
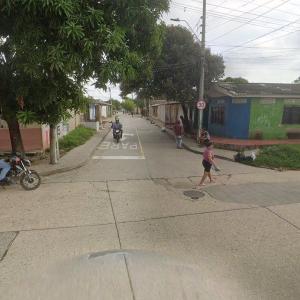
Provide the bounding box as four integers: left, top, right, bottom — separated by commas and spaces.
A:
82, 99, 112, 131
150, 101, 185, 128
207, 83, 300, 140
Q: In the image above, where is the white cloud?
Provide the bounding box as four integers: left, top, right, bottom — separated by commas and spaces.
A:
165, 0, 300, 83
85, 82, 122, 101
87, 0, 300, 98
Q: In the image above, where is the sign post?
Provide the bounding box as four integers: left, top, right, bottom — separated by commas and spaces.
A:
197, 100, 206, 110
197, 100, 206, 141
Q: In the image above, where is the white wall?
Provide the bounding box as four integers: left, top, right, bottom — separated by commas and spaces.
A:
82, 121, 99, 131
101, 106, 107, 118
158, 105, 165, 123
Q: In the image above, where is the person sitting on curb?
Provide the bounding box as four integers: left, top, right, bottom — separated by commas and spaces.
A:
173, 120, 184, 149
200, 128, 210, 145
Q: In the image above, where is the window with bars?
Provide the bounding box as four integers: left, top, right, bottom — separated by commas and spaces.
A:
282, 106, 300, 124
211, 106, 225, 125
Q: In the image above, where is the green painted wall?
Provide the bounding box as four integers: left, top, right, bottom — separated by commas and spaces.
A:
249, 98, 300, 139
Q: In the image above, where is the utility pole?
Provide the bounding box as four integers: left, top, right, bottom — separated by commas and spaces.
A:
198, 0, 206, 142
109, 87, 112, 117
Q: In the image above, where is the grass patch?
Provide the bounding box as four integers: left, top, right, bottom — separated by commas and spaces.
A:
59, 126, 96, 153
246, 144, 300, 170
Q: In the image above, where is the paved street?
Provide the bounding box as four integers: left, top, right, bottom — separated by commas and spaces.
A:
1, 115, 300, 300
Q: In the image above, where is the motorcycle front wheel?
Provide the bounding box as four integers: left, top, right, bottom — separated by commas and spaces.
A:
20, 170, 41, 191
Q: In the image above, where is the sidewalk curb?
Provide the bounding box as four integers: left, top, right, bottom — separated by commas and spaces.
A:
182, 142, 234, 162
150, 119, 234, 162
40, 128, 111, 177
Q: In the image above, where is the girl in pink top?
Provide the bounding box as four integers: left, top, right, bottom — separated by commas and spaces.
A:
198, 141, 220, 187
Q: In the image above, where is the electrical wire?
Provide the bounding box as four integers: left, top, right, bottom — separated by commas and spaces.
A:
207, 0, 270, 33
208, 0, 293, 43
222, 17, 300, 54
173, 1, 296, 25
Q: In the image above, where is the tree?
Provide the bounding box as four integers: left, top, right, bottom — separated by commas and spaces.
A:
293, 77, 300, 83
222, 77, 248, 83
0, 0, 170, 162
121, 25, 225, 132
122, 99, 136, 113
111, 99, 122, 111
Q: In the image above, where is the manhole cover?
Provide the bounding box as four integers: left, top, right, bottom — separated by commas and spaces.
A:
183, 190, 205, 200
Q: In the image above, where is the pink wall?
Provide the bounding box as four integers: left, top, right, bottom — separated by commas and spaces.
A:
0, 128, 44, 152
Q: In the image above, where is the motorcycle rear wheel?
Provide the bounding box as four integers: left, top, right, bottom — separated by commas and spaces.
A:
20, 170, 41, 191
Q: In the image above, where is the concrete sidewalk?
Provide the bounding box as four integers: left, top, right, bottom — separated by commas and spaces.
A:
182, 136, 236, 161
160, 125, 236, 161
34, 127, 111, 176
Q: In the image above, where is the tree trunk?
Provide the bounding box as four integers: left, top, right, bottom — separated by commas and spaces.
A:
6, 116, 25, 155
49, 124, 59, 164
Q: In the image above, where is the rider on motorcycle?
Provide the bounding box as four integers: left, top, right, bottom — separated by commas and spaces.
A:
111, 116, 123, 139
0, 158, 11, 183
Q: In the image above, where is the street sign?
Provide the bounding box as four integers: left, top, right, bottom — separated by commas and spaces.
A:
197, 100, 206, 110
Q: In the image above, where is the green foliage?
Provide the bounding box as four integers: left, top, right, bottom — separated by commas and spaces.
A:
17, 111, 38, 125
134, 98, 145, 109
222, 77, 249, 83
0, 0, 170, 124
121, 25, 225, 102
122, 99, 136, 113
59, 125, 95, 152
293, 77, 300, 84
247, 145, 300, 170
111, 99, 122, 111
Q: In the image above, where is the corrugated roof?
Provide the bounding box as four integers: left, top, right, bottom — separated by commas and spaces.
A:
89, 98, 112, 105
208, 83, 300, 98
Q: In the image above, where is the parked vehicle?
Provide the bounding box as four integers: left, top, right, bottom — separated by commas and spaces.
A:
0, 155, 41, 190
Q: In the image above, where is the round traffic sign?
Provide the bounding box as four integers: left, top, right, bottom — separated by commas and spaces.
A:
197, 100, 206, 110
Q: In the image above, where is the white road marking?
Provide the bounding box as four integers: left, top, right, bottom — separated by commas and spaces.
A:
111, 144, 120, 150
130, 144, 138, 150
121, 143, 129, 150
92, 156, 145, 160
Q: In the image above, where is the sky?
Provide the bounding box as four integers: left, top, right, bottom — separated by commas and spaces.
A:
87, 0, 300, 100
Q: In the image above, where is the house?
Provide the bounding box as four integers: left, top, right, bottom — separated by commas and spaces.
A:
207, 83, 300, 140
0, 112, 81, 153
150, 100, 185, 128
82, 99, 112, 131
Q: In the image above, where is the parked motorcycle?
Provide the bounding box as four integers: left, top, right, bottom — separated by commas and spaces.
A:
113, 129, 122, 143
1, 155, 41, 190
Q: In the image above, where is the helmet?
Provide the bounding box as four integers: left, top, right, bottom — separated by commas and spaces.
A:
115, 116, 119, 122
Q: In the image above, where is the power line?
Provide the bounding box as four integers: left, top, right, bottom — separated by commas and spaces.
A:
250, 28, 300, 47
173, 2, 300, 32
173, 1, 295, 25
208, 0, 293, 43
207, 44, 300, 50
206, 11, 300, 31
222, 16, 300, 54
210, 0, 300, 21
207, 0, 270, 33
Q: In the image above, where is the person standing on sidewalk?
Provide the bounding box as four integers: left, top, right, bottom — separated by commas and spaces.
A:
173, 120, 184, 149
198, 141, 220, 187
